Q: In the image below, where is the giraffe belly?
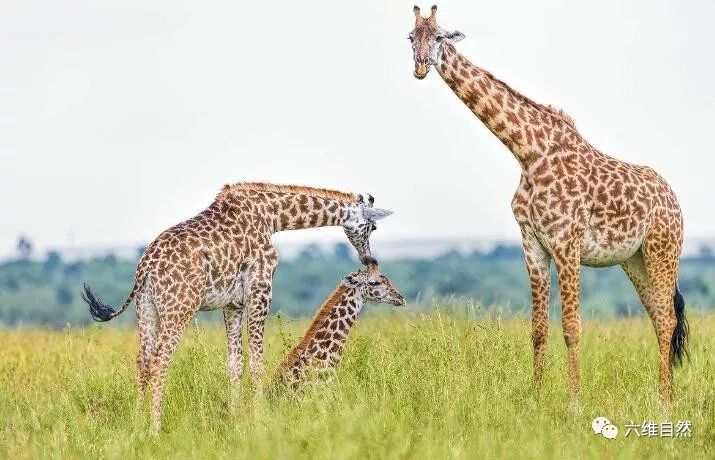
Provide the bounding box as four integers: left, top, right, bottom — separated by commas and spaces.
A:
200, 275, 246, 311
579, 229, 643, 267
200, 293, 237, 311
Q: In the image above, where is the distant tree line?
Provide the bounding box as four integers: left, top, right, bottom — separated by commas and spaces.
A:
0, 238, 713, 328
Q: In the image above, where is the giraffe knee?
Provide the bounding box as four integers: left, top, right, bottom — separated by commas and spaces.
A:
563, 329, 580, 347
532, 328, 548, 350
228, 356, 244, 380
250, 361, 265, 373
249, 361, 265, 377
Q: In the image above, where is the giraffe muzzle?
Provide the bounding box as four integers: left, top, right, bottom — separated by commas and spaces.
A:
414, 63, 429, 79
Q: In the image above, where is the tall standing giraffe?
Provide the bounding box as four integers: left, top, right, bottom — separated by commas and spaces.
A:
82, 182, 392, 429
274, 262, 405, 390
408, 5, 688, 402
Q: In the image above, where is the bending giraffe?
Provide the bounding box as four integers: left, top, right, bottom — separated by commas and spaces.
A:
274, 262, 405, 390
81, 182, 392, 430
408, 5, 688, 402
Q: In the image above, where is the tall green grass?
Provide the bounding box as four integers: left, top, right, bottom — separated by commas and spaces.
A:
1, 310, 713, 459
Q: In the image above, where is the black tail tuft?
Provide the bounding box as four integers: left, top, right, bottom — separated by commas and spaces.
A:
671, 285, 689, 367
81, 283, 118, 322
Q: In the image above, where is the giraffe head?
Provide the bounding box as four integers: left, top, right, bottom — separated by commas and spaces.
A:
342, 194, 392, 265
341, 262, 406, 306
408, 5, 464, 79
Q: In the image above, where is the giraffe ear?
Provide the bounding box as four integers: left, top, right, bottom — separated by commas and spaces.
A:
446, 30, 465, 43
363, 207, 392, 221
341, 273, 362, 288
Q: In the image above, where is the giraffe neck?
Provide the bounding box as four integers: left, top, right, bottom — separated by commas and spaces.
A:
215, 186, 357, 233
269, 193, 354, 232
437, 43, 576, 170
278, 284, 363, 380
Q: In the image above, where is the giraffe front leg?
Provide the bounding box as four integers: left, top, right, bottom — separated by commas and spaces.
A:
520, 229, 552, 391
552, 239, 582, 401
224, 304, 245, 383
246, 279, 272, 394
223, 304, 245, 413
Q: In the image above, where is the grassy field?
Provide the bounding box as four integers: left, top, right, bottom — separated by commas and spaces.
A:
1, 308, 713, 459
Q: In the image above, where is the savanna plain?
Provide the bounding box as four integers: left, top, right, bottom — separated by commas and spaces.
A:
1, 308, 713, 459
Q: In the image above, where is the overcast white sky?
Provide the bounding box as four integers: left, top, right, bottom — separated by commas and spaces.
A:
1, 1, 713, 257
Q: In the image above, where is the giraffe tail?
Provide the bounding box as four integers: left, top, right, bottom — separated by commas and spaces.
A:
671, 285, 689, 367
81, 280, 140, 322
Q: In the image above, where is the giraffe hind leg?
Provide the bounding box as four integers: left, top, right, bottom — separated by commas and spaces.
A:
148, 316, 193, 431
622, 243, 685, 403
136, 296, 159, 398
147, 273, 205, 430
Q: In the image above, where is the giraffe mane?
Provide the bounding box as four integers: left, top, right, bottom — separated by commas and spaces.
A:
218, 182, 358, 202
444, 44, 576, 130
278, 283, 349, 372
486, 70, 576, 129
546, 105, 576, 129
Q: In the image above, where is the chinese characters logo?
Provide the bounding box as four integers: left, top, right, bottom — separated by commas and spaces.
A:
592, 416, 692, 440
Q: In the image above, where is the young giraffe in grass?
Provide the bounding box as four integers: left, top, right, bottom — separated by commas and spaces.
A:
82, 182, 393, 430
274, 262, 405, 390
409, 5, 688, 403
